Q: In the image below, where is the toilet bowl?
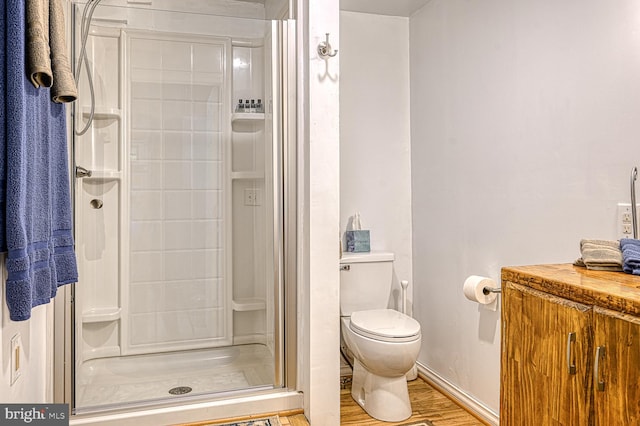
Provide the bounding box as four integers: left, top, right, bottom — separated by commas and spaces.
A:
340, 252, 422, 422
341, 309, 421, 422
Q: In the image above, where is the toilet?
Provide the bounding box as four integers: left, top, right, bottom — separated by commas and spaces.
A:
340, 252, 421, 422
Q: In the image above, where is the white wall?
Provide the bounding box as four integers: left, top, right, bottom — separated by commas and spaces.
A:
410, 0, 640, 416
339, 11, 413, 311
1, 255, 52, 402
301, 0, 341, 424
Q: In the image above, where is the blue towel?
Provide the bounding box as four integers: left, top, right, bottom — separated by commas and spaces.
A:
0, 0, 6, 250
2, 0, 78, 321
620, 239, 640, 275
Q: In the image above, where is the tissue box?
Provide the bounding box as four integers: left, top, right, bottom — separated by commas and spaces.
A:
346, 230, 370, 253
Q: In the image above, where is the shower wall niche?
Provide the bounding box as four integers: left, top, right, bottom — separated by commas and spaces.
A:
74, 4, 274, 365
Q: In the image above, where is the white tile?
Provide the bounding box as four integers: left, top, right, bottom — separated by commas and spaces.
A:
130, 191, 162, 220
130, 39, 163, 70
191, 249, 220, 279
131, 131, 162, 160
192, 161, 221, 190
131, 161, 163, 190
131, 68, 164, 84
130, 282, 165, 313
163, 132, 192, 160
192, 84, 220, 102
192, 190, 221, 219
164, 221, 192, 250
191, 220, 220, 249
158, 309, 223, 340
193, 102, 220, 132
164, 280, 218, 310
130, 252, 163, 282
131, 82, 162, 100
162, 83, 191, 101
163, 191, 192, 220
130, 221, 163, 251
162, 100, 192, 131
163, 161, 192, 190
163, 251, 194, 281
161, 69, 192, 84
161, 41, 192, 71
193, 44, 223, 72
193, 132, 221, 161
129, 313, 157, 345
131, 99, 163, 130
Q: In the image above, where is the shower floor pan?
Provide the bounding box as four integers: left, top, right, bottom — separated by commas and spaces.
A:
75, 344, 274, 409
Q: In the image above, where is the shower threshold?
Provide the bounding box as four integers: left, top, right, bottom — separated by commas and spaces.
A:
75, 344, 274, 410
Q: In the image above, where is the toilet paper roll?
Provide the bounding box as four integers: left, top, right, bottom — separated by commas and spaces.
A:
463, 275, 498, 307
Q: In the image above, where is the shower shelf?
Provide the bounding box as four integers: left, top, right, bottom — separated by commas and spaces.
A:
83, 170, 122, 181
232, 112, 264, 132
232, 298, 266, 312
231, 171, 263, 180
81, 107, 122, 120
82, 308, 122, 323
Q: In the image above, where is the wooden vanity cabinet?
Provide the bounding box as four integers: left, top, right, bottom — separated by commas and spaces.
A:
593, 307, 640, 425
501, 265, 640, 426
501, 282, 592, 425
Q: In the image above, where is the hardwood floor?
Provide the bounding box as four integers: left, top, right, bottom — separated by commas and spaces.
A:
338, 376, 485, 425
183, 376, 485, 426
280, 376, 485, 425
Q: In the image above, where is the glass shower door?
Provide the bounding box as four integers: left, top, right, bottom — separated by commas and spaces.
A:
70, 2, 291, 413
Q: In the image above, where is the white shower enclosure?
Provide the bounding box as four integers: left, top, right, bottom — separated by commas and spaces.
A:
68, 0, 293, 413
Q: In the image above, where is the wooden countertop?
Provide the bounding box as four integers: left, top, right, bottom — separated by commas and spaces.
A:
501, 263, 640, 316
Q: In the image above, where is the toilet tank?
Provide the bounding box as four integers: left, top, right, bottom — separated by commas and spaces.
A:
340, 252, 394, 316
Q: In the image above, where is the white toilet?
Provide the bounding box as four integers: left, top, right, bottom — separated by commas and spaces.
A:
340, 252, 421, 422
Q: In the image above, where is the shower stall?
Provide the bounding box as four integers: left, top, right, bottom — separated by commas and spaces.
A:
60, 0, 296, 416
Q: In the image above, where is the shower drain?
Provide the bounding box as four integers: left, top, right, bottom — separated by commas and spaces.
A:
168, 386, 192, 395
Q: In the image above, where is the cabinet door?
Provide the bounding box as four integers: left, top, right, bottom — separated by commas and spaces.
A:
593, 307, 640, 425
501, 282, 592, 426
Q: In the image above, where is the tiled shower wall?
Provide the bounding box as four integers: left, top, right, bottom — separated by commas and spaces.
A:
127, 35, 231, 352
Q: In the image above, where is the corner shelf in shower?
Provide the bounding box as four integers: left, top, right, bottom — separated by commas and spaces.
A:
232, 298, 266, 312
82, 307, 122, 323
231, 112, 264, 132
231, 171, 264, 180
81, 106, 122, 120
82, 170, 122, 181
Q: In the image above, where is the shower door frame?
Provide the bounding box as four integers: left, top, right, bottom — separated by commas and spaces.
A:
54, 7, 299, 419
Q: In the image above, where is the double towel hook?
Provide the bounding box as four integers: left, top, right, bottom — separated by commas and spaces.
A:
317, 33, 338, 59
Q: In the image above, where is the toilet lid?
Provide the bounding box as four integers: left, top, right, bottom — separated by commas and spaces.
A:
350, 309, 421, 341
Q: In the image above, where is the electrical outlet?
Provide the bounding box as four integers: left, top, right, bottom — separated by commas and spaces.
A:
617, 203, 640, 238
243, 188, 261, 206
11, 333, 22, 385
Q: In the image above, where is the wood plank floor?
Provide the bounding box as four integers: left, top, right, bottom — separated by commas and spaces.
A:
281, 376, 485, 425
182, 376, 485, 426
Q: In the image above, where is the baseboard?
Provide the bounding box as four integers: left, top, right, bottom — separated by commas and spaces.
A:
416, 362, 499, 426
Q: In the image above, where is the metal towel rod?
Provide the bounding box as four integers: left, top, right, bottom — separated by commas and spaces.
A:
632, 167, 638, 238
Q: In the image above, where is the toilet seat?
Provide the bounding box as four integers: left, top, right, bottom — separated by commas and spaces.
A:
349, 309, 420, 343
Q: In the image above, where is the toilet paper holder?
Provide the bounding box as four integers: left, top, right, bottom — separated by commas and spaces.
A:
483, 286, 502, 295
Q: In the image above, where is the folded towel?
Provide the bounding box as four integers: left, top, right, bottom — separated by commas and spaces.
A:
578, 239, 623, 272
49, 0, 78, 103
2, 0, 78, 321
621, 238, 640, 275
26, 0, 53, 88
